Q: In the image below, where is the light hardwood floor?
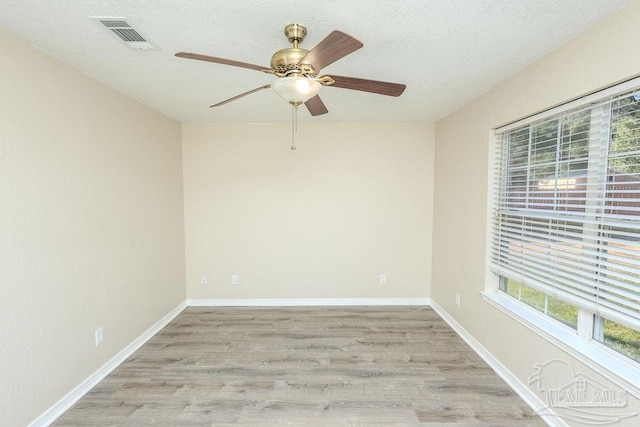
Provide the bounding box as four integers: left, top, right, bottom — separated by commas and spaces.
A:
54, 306, 545, 425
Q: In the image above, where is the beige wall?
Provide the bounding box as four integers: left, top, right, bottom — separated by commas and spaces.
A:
0, 30, 186, 425
433, 0, 640, 423
182, 122, 434, 300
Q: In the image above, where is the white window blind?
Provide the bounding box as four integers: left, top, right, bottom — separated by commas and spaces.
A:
491, 89, 640, 331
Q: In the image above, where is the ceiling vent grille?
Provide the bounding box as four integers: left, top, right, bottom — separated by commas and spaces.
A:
91, 17, 156, 50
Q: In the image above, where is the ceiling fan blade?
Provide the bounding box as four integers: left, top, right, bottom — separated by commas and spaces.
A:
298, 31, 363, 72
175, 52, 273, 73
329, 75, 406, 97
304, 95, 329, 116
210, 84, 272, 108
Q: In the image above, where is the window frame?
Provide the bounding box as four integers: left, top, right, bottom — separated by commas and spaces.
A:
484, 76, 640, 398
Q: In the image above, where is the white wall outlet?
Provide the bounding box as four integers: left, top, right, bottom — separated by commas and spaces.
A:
379, 274, 387, 285
455, 293, 461, 306
202, 275, 208, 285
95, 327, 104, 346
231, 274, 239, 285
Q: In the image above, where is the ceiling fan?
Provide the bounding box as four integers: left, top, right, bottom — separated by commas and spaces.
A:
175, 24, 406, 116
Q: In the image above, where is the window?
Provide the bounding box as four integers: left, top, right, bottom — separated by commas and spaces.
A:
490, 85, 640, 369
500, 277, 578, 329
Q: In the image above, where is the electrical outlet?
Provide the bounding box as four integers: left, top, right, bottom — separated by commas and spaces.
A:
95, 327, 104, 346
202, 275, 208, 285
379, 274, 387, 285
455, 293, 461, 306
231, 274, 239, 285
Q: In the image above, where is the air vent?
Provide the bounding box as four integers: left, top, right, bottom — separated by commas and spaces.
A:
99, 20, 129, 28
111, 28, 146, 43
91, 17, 156, 50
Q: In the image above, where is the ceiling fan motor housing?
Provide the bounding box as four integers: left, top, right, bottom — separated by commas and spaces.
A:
270, 24, 316, 76
270, 48, 310, 74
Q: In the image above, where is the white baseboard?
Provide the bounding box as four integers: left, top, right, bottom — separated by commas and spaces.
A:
429, 301, 566, 427
29, 301, 187, 427
32, 298, 556, 426
186, 297, 431, 307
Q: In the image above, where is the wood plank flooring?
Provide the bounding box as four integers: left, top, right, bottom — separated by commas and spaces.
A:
54, 306, 544, 425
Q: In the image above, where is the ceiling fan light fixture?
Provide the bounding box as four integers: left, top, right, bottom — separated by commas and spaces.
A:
271, 77, 321, 106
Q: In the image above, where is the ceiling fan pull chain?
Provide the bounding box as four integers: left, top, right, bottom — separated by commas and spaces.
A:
291, 105, 297, 150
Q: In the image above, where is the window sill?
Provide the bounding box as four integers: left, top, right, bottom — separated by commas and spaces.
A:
482, 290, 640, 399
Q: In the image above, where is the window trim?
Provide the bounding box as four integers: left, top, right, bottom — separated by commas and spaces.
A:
482, 289, 640, 398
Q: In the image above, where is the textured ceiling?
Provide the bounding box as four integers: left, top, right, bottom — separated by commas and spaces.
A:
0, 0, 633, 123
